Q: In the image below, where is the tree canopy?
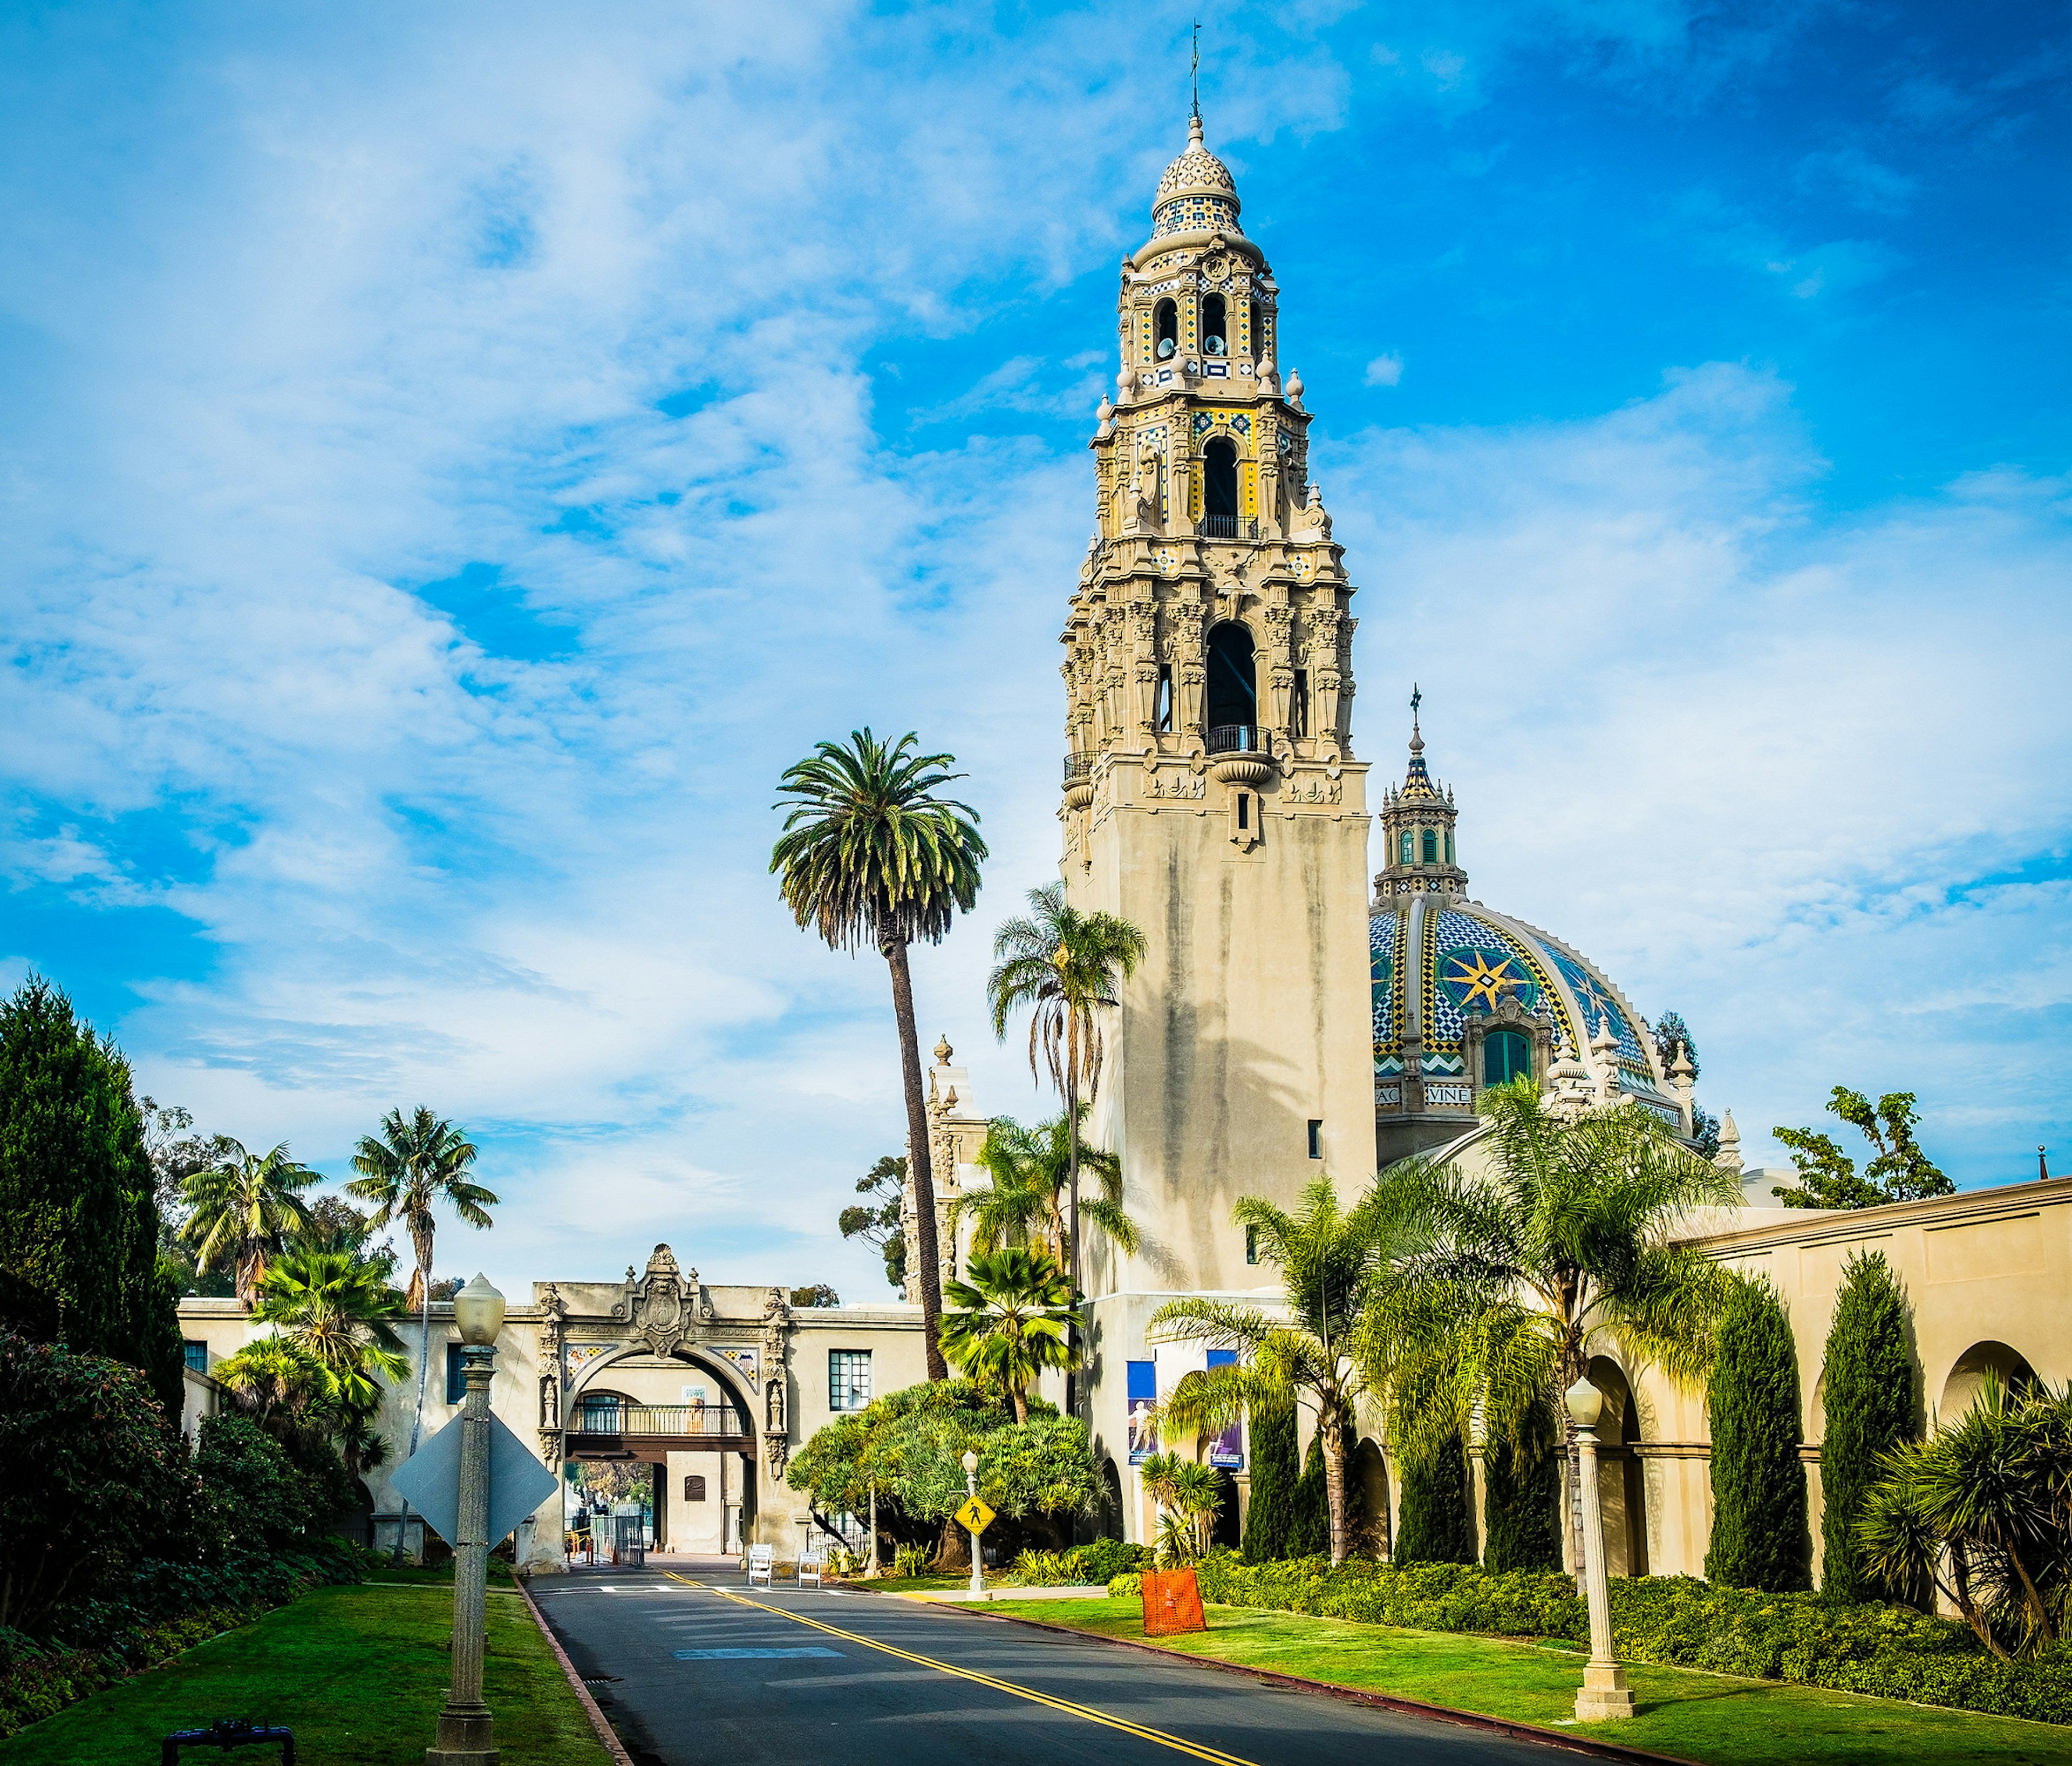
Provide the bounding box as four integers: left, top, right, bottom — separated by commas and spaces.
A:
1775, 1088, 1952, 1209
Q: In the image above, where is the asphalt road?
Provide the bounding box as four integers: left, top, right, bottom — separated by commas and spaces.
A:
528, 1564, 1582, 1766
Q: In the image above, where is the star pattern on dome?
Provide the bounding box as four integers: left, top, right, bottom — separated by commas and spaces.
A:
1444, 950, 1525, 1013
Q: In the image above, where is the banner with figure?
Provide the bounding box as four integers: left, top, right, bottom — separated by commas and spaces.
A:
1206, 1349, 1243, 1469
1127, 1359, 1157, 1464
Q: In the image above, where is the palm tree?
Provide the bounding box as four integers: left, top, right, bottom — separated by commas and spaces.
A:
180, 1140, 318, 1305
772, 729, 987, 1380
986, 882, 1147, 1414
1136, 1452, 1223, 1565
1154, 1176, 1394, 1566
215, 1334, 330, 1431
938, 1247, 1076, 1424
345, 1105, 494, 1558
253, 1247, 410, 1423
1361, 1079, 1742, 1591
952, 1111, 1137, 1270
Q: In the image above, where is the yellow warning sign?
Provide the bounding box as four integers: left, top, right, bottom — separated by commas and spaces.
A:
955, 1495, 996, 1534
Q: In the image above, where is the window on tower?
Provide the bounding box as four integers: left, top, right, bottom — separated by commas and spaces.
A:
1422, 828, 1440, 865
1290, 669, 1309, 738
1205, 621, 1257, 737
1484, 1030, 1532, 1088
1202, 438, 1238, 536
1155, 300, 1178, 362
1155, 664, 1174, 733
1203, 293, 1226, 356
1399, 830, 1413, 865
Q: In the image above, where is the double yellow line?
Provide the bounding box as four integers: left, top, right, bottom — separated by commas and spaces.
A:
665, 1574, 1258, 1766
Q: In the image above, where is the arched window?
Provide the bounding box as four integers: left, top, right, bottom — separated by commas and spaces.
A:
1484, 1030, 1532, 1087
1155, 300, 1178, 362
1203, 294, 1226, 357
1422, 828, 1439, 865
1202, 437, 1238, 536
1205, 621, 1257, 740
1399, 830, 1413, 865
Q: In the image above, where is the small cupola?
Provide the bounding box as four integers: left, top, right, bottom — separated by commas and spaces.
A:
1374, 687, 1468, 900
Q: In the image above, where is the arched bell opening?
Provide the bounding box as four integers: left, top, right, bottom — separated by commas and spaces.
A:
1202, 437, 1239, 538
1154, 299, 1178, 362
1205, 621, 1257, 750
1203, 293, 1228, 357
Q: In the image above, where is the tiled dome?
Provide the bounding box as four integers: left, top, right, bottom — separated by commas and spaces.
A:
1151, 117, 1243, 240
1369, 896, 1673, 1104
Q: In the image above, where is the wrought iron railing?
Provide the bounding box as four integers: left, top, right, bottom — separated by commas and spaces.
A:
1205, 724, 1265, 755
1201, 514, 1258, 540
569, 1404, 751, 1438
1063, 753, 1094, 784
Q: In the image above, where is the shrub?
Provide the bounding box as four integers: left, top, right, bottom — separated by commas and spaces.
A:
1819, 1249, 1918, 1602
1011, 1548, 1080, 1586
1107, 1572, 1143, 1598
1394, 1432, 1474, 1566
1707, 1276, 1810, 1592
1483, 1397, 1560, 1573
196, 1416, 326, 1556
1069, 1538, 1149, 1584
1241, 1394, 1298, 1562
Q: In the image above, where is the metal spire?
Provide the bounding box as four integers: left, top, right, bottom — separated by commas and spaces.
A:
1191, 18, 1202, 121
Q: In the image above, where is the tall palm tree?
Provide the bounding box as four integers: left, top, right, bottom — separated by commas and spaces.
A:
986, 882, 1146, 1415
253, 1247, 410, 1423
938, 1247, 1076, 1424
952, 1111, 1137, 1269
1154, 1176, 1394, 1565
345, 1105, 494, 1559
180, 1140, 318, 1305
1360, 1079, 1742, 1590
772, 729, 987, 1380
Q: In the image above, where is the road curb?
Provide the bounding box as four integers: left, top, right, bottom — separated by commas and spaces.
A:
930, 1600, 1705, 1766
516, 1575, 637, 1766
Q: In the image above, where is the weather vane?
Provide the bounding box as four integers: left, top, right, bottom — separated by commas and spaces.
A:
1191, 18, 1201, 120
1410, 682, 1422, 721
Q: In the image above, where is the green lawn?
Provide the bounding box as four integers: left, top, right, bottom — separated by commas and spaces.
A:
989, 1597, 2072, 1766
0, 1569, 617, 1765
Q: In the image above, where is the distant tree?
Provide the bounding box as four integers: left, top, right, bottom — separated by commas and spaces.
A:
840, 1154, 908, 1294
1652, 1011, 1720, 1158
214, 1334, 331, 1434
0, 977, 182, 1412
790, 1283, 840, 1308
773, 729, 987, 1378
1482, 1393, 1562, 1573
1706, 1275, 1810, 1591
1775, 1088, 1953, 1210
939, 1247, 1074, 1424
1819, 1249, 1920, 1601
1241, 1391, 1299, 1563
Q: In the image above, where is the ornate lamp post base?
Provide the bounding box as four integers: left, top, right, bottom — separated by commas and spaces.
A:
426, 1703, 499, 1765
1575, 1662, 1634, 1722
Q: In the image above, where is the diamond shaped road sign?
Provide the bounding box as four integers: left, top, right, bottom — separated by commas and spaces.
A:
390, 1411, 560, 1551
955, 1495, 995, 1535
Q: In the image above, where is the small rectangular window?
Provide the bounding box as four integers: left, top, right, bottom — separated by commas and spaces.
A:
1290, 670, 1309, 738
1156, 665, 1174, 733
1245, 1225, 1259, 1266
1237, 793, 1249, 830
829, 1350, 872, 1412
446, 1343, 466, 1404
1307, 1119, 1323, 1159
182, 1340, 208, 1375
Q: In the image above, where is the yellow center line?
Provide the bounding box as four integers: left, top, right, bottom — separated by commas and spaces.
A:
664, 1574, 1259, 1766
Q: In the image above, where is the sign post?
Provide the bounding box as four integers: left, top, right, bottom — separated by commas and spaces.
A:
956, 1450, 992, 1599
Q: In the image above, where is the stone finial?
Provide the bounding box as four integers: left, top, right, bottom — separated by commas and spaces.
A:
1117, 364, 1139, 400
1547, 1035, 1594, 1122
1713, 1110, 1744, 1175
943, 1086, 959, 1111
933, 1034, 952, 1065
1589, 1015, 1621, 1108
1285, 369, 1304, 405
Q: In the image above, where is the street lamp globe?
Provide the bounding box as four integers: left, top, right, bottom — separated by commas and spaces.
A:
1565, 1375, 1604, 1431
454, 1274, 506, 1347
959, 1450, 979, 1476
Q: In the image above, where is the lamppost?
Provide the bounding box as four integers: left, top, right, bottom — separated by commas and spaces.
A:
1565, 1376, 1634, 1722
960, 1450, 983, 1600
430, 1274, 506, 1766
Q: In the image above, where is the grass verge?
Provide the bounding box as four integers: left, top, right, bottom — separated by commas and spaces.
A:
0, 1566, 616, 1765
988, 1597, 2072, 1766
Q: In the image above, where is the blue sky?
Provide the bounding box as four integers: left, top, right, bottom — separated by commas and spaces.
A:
3, 2, 2068, 1297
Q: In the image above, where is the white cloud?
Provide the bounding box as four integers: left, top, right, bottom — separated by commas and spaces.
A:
1365, 352, 1405, 387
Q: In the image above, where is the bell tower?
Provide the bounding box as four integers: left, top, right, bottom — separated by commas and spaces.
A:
1061, 113, 1376, 1306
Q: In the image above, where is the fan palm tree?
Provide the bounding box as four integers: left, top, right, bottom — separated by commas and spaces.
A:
345, 1106, 494, 1557
938, 1247, 1076, 1424
986, 882, 1147, 1414
1136, 1452, 1223, 1565
772, 729, 987, 1380
214, 1334, 330, 1431
180, 1140, 318, 1305
1359, 1079, 1743, 1591
952, 1111, 1137, 1269
1154, 1176, 1395, 1566
252, 1247, 410, 1423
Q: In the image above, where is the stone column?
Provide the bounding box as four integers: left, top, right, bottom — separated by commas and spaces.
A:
1570, 1382, 1634, 1722
427, 1343, 498, 1765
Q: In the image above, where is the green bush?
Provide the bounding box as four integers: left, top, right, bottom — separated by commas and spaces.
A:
1010, 1548, 1079, 1586
1483, 1398, 1560, 1573
1707, 1276, 1810, 1592
1196, 1551, 1583, 1639
1071, 1537, 1150, 1584
1107, 1572, 1143, 1598
1819, 1249, 1919, 1602
1394, 1432, 1474, 1566
1241, 1395, 1298, 1561
195, 1416, 330, 1556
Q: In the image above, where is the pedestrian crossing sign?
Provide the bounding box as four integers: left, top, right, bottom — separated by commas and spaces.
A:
955, 1495, 996, 1534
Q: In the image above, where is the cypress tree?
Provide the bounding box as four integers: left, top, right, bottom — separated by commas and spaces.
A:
1706, 1275, 1810, 1591
1287, 1421, 1330, 1558
1241, 1391, 1299, 1561
1483, 1395, 1561, 1572
1818, 1249, 1918, 1601
0, 977, 180, 1415
1394, 1431, 1475, 1565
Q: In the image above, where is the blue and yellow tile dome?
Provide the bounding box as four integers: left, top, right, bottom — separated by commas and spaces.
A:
1151, 116, 1243, 240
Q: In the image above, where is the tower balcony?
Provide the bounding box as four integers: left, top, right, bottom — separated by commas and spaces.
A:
1206, 724, 1275, 784
1063, 751, 1095, 809
1200, 514, 1259, 541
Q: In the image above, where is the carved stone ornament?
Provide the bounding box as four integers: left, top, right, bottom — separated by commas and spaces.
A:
617, 1244, 713, 1356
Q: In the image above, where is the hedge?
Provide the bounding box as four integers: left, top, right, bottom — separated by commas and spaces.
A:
1101, 1553, 2072, 1725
